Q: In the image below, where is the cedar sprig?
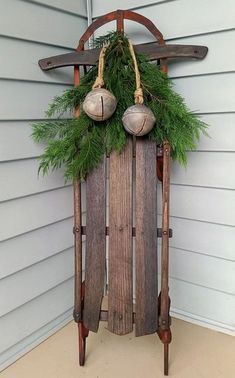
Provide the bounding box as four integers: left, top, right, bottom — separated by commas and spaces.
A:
32, 31, 208, 180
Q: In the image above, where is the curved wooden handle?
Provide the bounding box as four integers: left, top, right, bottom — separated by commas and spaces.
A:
77, 9, 164, 50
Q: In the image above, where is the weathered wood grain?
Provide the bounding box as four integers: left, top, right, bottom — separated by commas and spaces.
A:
39, 43, 208, 70
135, 139, 158, 336
83, 157, 106, 332
108, 138, 133, 335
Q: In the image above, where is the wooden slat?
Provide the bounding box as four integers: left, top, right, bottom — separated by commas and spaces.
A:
135, 139, 158, 336
108, 138, 133, 335
83, 157, 106, 332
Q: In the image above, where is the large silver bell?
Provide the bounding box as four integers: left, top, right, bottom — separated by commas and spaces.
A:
122, 104, 156, 136
83, 88, 117, 121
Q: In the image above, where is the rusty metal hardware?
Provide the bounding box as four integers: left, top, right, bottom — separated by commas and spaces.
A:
73, 225, 172, 238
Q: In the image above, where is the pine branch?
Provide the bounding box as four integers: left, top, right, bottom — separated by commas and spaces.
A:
32, 119, 73, 142
32, 31, 209, 180
65, 126, 106, 180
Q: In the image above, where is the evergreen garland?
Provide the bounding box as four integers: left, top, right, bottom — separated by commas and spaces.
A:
32, 32, 208, 181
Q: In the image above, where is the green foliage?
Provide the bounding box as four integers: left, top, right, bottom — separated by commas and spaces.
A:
32, 31, 208, 180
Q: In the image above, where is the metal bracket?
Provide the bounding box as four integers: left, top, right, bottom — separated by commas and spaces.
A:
73, 310, 81, 323
73, 226, 81, 234
159, 315, 172, 329
158, 228, 173, 238
73, 226, 172, 238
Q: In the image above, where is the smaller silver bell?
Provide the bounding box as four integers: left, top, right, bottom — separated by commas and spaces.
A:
122, 104, 156, 136
83, 88, 117, 121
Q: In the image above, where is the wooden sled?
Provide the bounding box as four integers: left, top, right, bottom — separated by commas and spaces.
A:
39, 9, 208, 376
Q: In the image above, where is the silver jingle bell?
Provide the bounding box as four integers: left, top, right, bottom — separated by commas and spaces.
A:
122, 104, 156, 136
83, 88, 117, 121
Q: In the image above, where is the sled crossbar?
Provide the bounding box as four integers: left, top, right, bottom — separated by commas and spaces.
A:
39, 42, 208, 70
73, 226, 173, 238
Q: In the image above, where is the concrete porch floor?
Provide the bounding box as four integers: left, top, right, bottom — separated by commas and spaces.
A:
1, 318, 235, 378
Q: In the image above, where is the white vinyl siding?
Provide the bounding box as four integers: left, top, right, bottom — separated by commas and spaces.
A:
92, 0, 235, 335
0, 0, 87, 371
0, 0, 234, 371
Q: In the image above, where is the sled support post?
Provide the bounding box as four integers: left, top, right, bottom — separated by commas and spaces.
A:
73, 180, 82, 324
158, 140, 171, 375
78, 282, 89, 366
73, 63, 82, 325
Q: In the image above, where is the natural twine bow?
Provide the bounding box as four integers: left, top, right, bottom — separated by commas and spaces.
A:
92, 44, 109, 89
128, 39, 144, 104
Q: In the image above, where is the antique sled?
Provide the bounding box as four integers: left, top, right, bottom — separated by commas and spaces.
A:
39, 9, 208, 375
